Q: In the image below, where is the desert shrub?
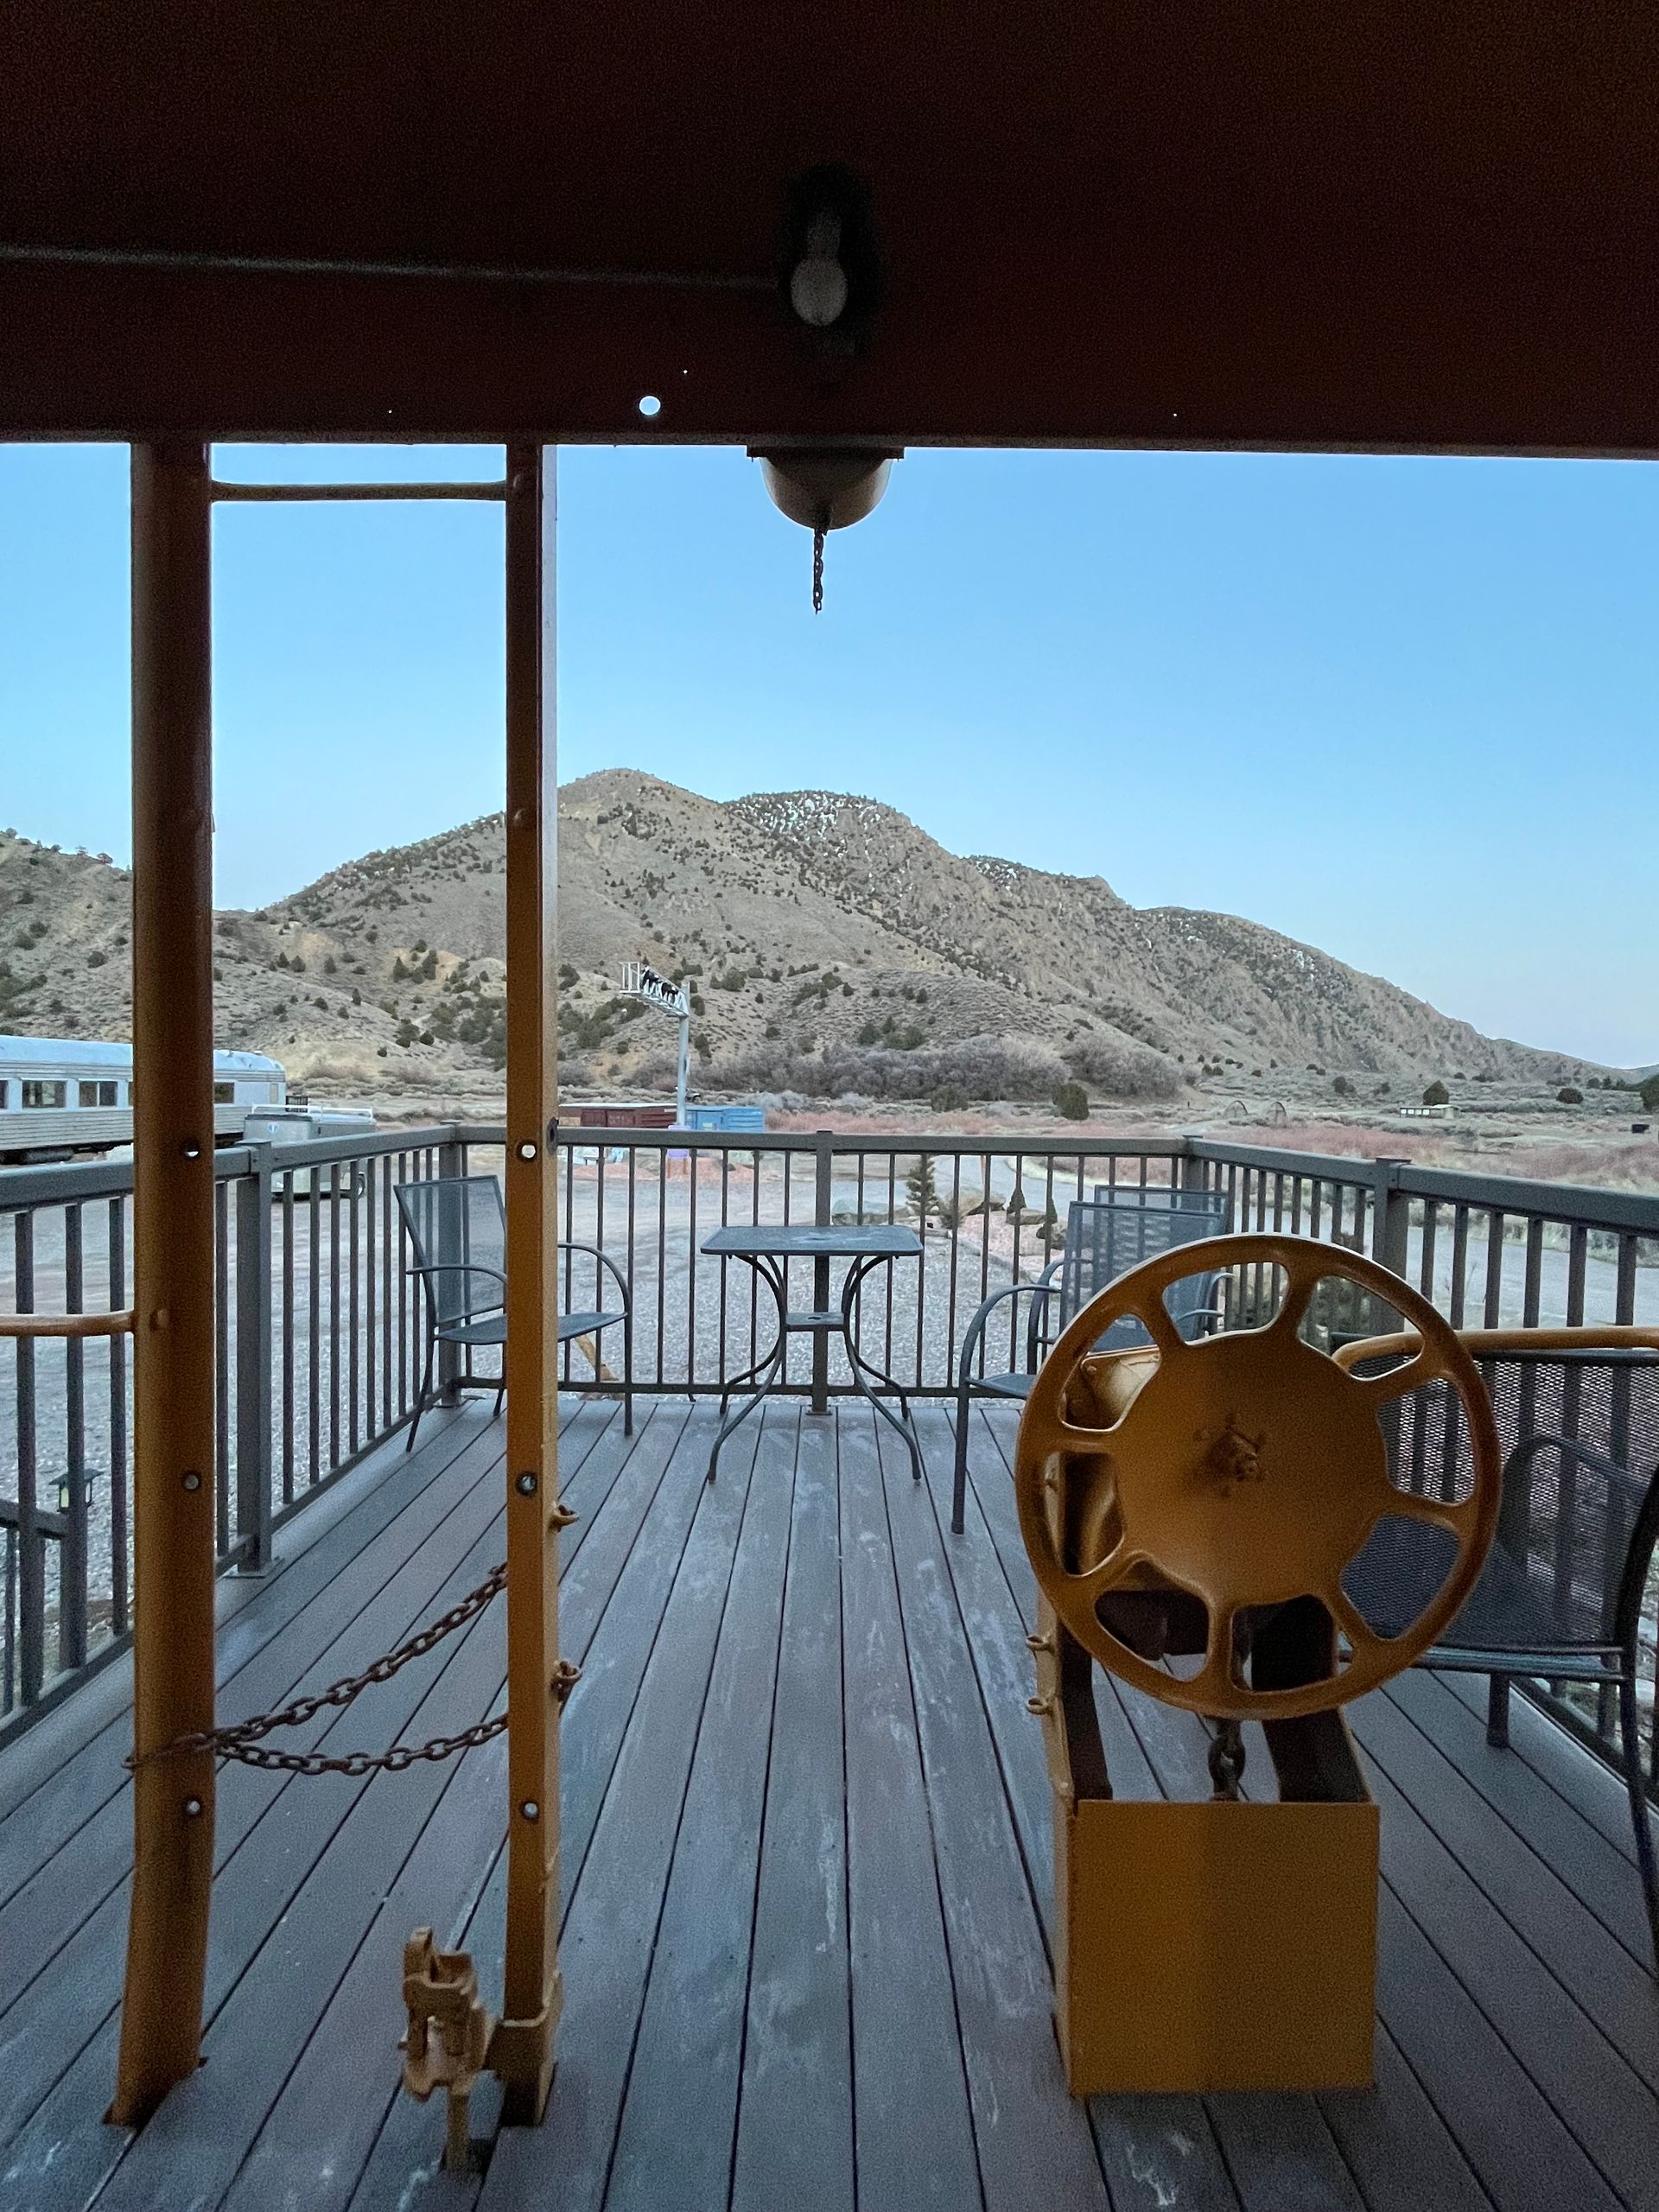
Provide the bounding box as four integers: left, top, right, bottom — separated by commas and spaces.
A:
1332, 1075, 1353, 1096
1422, 1079, 1450, 1106
1060, 1036, 1182, 1102
1557, 1085, 1584, 1105
1640, 1073, 1659, 1114
1052, 1079, 1090, 1121
704, 1033, 1071, 1103
930, 1083, 969, 1112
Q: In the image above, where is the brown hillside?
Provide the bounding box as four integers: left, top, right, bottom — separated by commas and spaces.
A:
0, 774, 1601, 1105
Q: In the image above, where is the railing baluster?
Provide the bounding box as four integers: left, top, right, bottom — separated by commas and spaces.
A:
234, 1148, 274, 1572
14, 1214, 41, 1706
109, 1194, 129, 1639
62, 1204, 87, 1669
213, 1176, 231, 1553
281, 1172, 296, 1501
348, 1154, 361, 1457
327, 1161, 342, 1468
363, 1153, 377, 1442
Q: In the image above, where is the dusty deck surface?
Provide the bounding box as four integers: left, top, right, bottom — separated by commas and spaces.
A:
1, 1395, 1655, 2212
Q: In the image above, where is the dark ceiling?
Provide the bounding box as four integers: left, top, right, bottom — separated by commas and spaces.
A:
2, 1, 1655, 448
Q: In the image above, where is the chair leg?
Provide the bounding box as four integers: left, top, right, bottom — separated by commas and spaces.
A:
1486, 1674, 1511, 1749
407, 1331, 436, 1454
1617, 1670, 1659, 1967
493, 1373, 505, 1422
623, 1314, 633, 1436
951, 1383, 972, 1535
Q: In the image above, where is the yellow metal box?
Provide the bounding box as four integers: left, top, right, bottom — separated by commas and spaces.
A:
1055, 1792, 1379, 2094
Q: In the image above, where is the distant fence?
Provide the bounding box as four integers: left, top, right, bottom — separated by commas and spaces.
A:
2, 1120, 1655, 1744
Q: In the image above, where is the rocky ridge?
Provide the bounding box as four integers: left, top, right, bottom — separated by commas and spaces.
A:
0, 770, 1606, 1103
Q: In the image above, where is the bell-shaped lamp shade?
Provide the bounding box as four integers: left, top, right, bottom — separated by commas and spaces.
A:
752, 448, 899, 531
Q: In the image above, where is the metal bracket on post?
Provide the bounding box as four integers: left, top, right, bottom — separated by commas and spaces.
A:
234, 1144, 275, 1573
401, 1929, 495, 2173
810, 1128, 834, 1414
1370, 1157, 1411, 1278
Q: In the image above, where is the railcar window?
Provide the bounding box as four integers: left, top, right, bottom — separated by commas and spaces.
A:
22, 1080, 67, 1109
213, 1081, 236, 1103
78, 1080, 119, 1108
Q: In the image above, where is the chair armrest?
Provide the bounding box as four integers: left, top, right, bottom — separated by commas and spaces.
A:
1025, 1258, 1066, 1366
408, 1261, 507, 1291
958, 1275, 1059, 1388
1504, 1427, 1649, 1508
1503, 1429, 1659, 1647
558, 1240, 632, 1312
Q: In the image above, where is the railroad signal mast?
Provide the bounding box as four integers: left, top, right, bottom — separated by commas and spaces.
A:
621, 960, 692, 1127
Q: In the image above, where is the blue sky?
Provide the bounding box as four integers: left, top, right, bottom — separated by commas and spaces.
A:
1, 442, 1654, 1066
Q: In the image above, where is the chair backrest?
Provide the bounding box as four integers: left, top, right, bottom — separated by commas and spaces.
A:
1354, 1346, 1659, 1652
1057, 1189, 1229, 1349
395, 1174, 506, 1327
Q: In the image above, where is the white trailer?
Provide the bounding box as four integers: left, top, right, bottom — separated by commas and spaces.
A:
0, 1034, 287, 1164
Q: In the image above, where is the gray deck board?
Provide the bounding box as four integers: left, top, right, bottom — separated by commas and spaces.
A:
602, 1410, 799, 2212
0, 1397, 1652, 2212
838, 1408, 979, 2212
727, 1409, 855, 2212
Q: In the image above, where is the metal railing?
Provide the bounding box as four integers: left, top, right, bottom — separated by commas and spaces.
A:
3, 1119, 1656, 1754
0, 1128, 491, 1738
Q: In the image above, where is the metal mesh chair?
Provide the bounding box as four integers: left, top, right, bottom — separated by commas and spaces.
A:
1341, 1340, 1659, 1958
950, 1186, 1226, 1532
395, 1173, 632, 1452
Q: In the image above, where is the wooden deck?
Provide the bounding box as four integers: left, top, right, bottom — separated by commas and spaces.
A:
2, 1395, 1656, 2212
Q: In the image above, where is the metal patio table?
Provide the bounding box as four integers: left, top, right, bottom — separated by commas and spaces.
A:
700, 1224, 926, 1484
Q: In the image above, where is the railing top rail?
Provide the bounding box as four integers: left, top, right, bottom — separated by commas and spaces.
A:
550, 1126, 1188, 1158
1186, 1135, 1659, 1233
1, 1117, 1653, 1236
1391, 1161, 1659, 1234
1185, 1140, 1378, 1184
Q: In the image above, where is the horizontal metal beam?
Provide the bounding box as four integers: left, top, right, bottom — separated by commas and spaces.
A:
210, 480, 505, 502
0, 240, 768, 293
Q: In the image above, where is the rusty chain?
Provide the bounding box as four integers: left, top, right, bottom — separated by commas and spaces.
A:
125, 1560, 580, 1778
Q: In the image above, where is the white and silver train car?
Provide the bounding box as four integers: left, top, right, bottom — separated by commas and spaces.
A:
0, 1036, 287, 1164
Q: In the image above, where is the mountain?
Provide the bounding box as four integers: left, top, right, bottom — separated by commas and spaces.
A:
0, 772, 1606, 1103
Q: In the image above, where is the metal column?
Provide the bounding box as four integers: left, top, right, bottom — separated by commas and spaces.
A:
112, 443, 219, 2124
494, 445, 567, 2123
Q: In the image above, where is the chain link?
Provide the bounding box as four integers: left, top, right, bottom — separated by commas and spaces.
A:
207, 1711, 512, 1777
811, 522, 826, 613
126, 1560, 538, 1778
1207, 1718, 1248, 1802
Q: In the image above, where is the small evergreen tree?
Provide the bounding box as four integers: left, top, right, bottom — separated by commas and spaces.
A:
1423, 1079, 1450, 1106
906, 1155, 939, 1219
1052, 1079, 1089, 1121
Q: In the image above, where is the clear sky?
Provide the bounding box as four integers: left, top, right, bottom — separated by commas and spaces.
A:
1, 442, 1654, 1067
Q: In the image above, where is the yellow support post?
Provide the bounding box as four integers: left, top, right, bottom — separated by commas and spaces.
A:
493, 444, 566, 2124
111, 442, 219, 2125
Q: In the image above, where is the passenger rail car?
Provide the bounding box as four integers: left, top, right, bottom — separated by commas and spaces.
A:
0, 1035, 286, 1163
